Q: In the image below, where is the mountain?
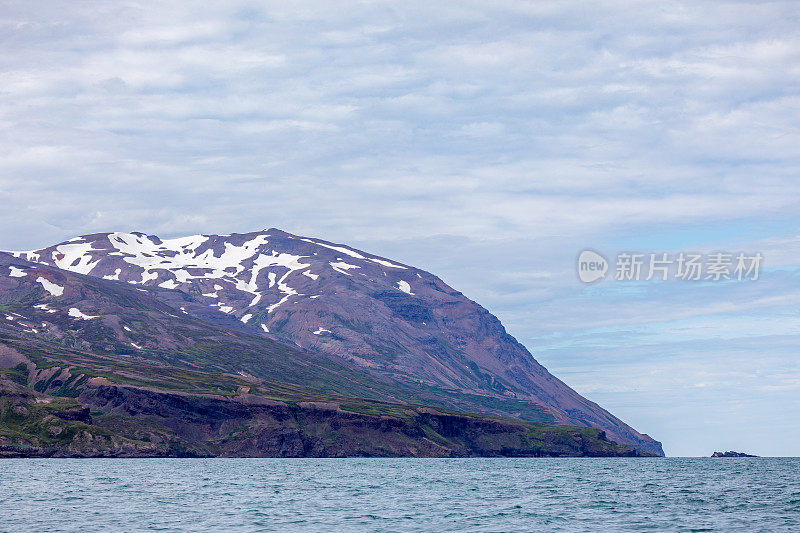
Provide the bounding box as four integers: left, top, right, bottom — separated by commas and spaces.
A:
2, 229, 663, 455
0, 253, 641, 458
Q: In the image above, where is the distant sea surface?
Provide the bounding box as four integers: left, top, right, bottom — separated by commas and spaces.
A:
1, 458, 798, 532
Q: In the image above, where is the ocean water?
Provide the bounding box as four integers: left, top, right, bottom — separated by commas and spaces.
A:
1, 458, 798, 532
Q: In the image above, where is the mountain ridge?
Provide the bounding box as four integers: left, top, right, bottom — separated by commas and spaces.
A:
3, 229, 663, 455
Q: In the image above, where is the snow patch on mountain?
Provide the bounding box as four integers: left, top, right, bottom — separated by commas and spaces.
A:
107, 232, 260, 279
12, 251, 41, 262
36, 277, 64, 297
301, 238, 365, 259
103, 268, 122, 281
68, 308, 98, 320
369, 258, 407, 269
138, 271, 158, 284
234, 251, 309, 310
51, 242, 102, 275
28, 232, 323, 318
266, 295, 292, 313
396, 280, 414, 295
330, 261, 360, 276
8, 266, 26, 277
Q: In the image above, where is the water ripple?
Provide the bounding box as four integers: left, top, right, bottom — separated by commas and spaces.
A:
0, 458, 798, 532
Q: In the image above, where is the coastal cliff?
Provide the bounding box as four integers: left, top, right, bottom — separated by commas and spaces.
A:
1, 378, 645, 458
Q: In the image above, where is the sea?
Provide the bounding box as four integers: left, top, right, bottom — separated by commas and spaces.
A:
1, 457, 798, 532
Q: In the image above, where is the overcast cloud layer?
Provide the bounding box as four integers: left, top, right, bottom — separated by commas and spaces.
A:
1, 1, 799, 455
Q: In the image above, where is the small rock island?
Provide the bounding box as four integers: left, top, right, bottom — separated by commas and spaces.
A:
711, 451, 758, 457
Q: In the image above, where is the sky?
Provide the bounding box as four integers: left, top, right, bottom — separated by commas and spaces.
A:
1, 0, 799, 456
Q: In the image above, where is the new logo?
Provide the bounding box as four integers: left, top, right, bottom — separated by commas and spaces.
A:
577, 250, 608, 283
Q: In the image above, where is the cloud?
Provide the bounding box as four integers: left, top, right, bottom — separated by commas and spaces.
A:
3, 0, 800, 246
